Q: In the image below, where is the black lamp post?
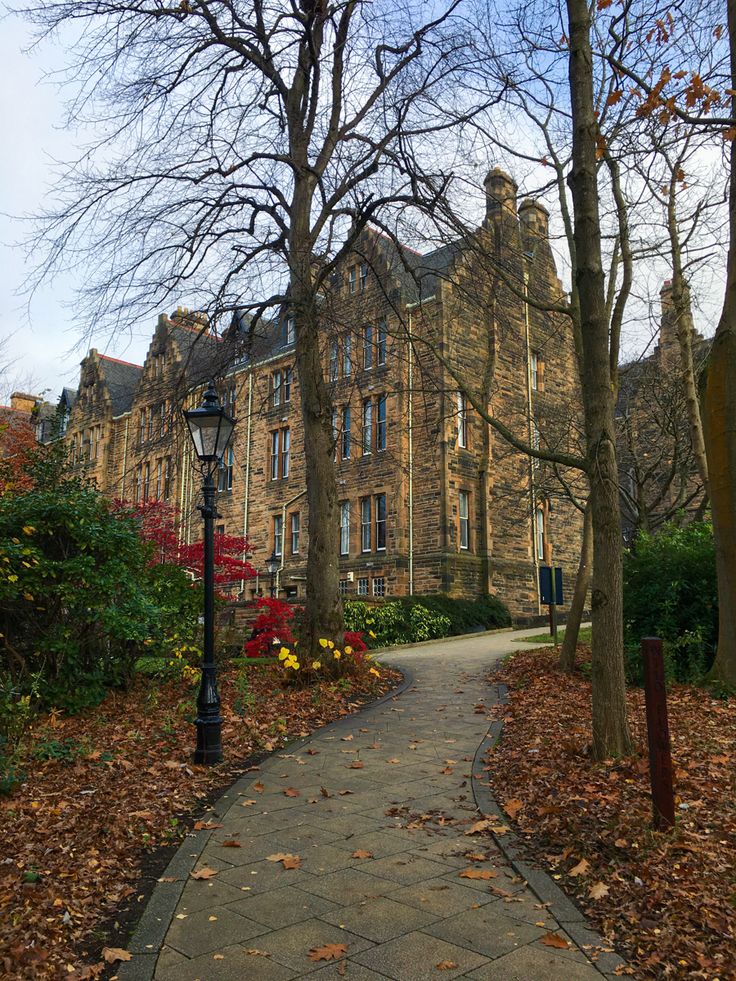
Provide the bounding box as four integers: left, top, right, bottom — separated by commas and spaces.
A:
265, 550, 279, 599
183, 382, 235, 765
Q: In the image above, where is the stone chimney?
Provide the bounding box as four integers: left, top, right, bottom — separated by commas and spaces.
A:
10, 392, 41, 414
484, 168, 518, 218
658, 279, 679, 364
518, 198, 549, 241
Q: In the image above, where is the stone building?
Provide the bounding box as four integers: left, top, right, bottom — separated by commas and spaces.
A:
617, 281, 710, 542
59, 169, 585, 618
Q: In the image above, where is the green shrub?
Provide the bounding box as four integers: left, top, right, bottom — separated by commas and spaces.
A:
0, 466, 204, 711
623, 522, 717, 683
343, 593, 510, 648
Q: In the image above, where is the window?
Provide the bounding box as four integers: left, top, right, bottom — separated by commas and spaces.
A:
135, 464, 142, 503
281, 427, 290, 478
139, 409, 147, 446
363, 323, 373, 369
372, 576, 386, 597
147, 408, 154, 441
341, 406, 351, 460
159, 402, 167, 437
329, 340, 339, 382
532, 419, 541, 468
163, 457, 172, 500
332, 407, 338, 461
377, 320, 387, 365
285, 316, 296, 345
457, 392, 468, 448
531, 351, 544, 391
270, 430, 280, 480
459, 490, 470, 550
349, 266, 357, 294
226, 383, 237, 418
376, 395, 387, 451
357, 577, 369, 596
359, 262, 368, 291
340, 501, 350, 555
361, 497, 371, 552
143, 462, 151, 501
218, 446, 234, 491
375, 493, 386, 551
216, 523, 225, 536
274, 515, 283, 557
362, 399, 373, 455
284, 367, 292, 403
272, 370, 282, 407
92, 426, 100, 460
156, 459, 163, 500
290, 512, 300, 554
535, 507, 545, 561
339, 579, 349, 596
343, 334, 352, 376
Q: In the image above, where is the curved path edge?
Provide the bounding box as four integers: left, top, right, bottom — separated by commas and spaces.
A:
116, 669, 416, 981
470, 682, 626, 981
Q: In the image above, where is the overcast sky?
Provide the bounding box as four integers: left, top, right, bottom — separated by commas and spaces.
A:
0, 13, 154, 402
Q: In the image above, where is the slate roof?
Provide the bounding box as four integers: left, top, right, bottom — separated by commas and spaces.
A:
99, 356, 143, 415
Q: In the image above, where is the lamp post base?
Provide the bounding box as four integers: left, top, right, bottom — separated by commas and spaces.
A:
194, 717, 223, 765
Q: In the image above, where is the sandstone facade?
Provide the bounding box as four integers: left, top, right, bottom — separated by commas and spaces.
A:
59, 170, 584, 618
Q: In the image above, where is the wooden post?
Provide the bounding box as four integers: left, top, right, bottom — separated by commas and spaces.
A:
641, 637, 675, 830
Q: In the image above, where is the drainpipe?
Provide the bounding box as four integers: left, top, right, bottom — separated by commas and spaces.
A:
278, 488, 308, 594
240, 370, 253, 594
523, 262, 541, 615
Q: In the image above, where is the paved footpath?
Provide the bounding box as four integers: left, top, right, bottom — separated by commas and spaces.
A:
120, 627, 624, 981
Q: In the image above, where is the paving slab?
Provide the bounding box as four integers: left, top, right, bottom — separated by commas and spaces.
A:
116, 627, 624, 981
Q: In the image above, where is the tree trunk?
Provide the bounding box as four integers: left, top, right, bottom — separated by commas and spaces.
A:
566, 0, 632, 757
667, 192, 710, 499
560, 499, 592, 672
290, 179, 343, 659
704, 0, 736, 687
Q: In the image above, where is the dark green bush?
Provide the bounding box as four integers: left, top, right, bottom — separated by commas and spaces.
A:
344, 593, 511, 648
623, 522, 717, 684
0, 466, 203, 711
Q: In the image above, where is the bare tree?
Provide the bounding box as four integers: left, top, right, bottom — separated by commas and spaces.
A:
18, 0, 477, 654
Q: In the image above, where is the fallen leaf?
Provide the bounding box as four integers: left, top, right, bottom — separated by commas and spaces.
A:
339, 789, 354, 795
541, 932, 570, 949
193, 820, 223, 830
504, 798, 523, 819
213, 953, 224, 960
246, 949, 271, 957
320, 786, 332, 798
387, 758, 401, 764
241, 799, 257, 807
490, 824, 510, 835
253, 781, 265, 793
569, 858, 591, 878
436, 960, 458, 969
348, 761, 364, 769
308, 943, 348, 962
352, 849, 374, 859
266, 853, 301, 869
190, 867, 218, 880
221, 840, 242, 848
464, 852, 488, 862
465, 819, 493, 835
306, 748, 319, 755
341, 735, 353, 741
284, 788, 300, 797
459, 868, 497, 880
102, 948, 131, 964
589, 881, 610, 900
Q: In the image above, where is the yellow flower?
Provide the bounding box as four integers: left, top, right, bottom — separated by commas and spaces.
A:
369, 630, 376, 639
334, 651, 341, 660
319, 638, 329, 648
369, 667, 380, 677
22, 526, 35, 535
279, 646, 291, 659
291, 661, 300, 670
327, 640, 335, 649
344, 645, 353, 655
311, 661, 321, 670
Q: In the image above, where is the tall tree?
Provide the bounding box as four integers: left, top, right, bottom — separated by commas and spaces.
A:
19, 0, 470, 653
566, 0, 631, 755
